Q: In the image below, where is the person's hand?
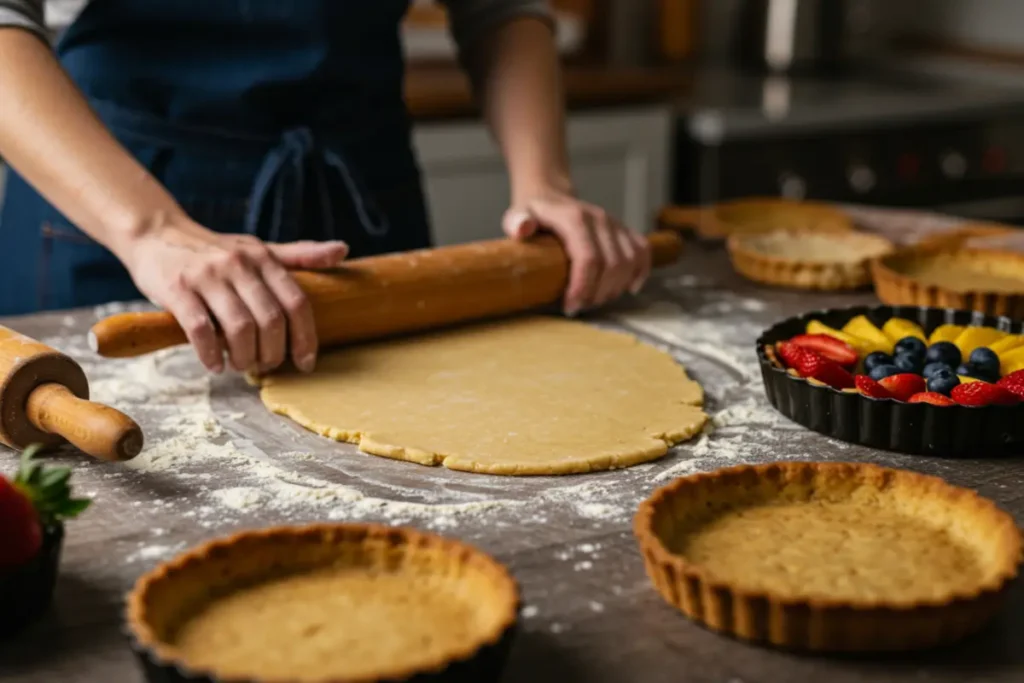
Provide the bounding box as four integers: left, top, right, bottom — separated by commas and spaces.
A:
120, 215, 348, 375
502, 190, 651, 316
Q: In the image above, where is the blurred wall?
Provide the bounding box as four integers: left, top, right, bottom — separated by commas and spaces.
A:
896, 0, 1024, 52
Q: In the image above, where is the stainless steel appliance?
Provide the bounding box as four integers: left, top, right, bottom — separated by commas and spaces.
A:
673, 66, 1024, 225
736, 0, 877, 75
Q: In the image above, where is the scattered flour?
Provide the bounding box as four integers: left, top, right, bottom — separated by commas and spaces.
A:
521, 605, 539, 619
43, 278, 806, 540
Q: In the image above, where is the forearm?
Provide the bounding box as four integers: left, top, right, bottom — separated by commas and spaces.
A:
0, 29, 185, 257
463, 17, 571, 205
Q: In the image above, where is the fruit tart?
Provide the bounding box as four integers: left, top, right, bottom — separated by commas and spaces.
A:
727, 229, 894, 291
635, 461, 1022, 652
126, 523, 519, 683
758, 305, 1024, 456
1, 444, 91, 639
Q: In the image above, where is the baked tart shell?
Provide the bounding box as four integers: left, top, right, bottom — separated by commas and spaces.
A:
659, 198, 855, 241
758, 305, 1024, 457
872, 247, 1024, 320
727, 230, 893, 291
125, 524, 519, 683
634, 461, 1023, 652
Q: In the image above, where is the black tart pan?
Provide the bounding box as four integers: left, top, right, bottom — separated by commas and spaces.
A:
0, 523, 63, 639
757, 305, 1024, 457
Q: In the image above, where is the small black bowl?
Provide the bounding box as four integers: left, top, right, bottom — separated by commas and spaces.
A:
0, 523, 63, 640
757, 305, 1024, 457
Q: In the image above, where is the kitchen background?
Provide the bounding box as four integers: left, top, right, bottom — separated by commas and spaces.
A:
4, 0, 1024, 245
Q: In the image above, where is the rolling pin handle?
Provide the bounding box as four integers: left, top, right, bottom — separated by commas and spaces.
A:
25, 384, 144, 462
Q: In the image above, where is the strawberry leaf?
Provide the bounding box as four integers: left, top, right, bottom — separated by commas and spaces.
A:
12, 444, 91, 524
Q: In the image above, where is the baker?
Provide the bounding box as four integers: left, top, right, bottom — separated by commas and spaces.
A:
0, 1, 651, 375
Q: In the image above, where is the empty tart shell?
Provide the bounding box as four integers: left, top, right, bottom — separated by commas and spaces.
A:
872, 247, 1024, 319
126, 524, 519, 683
634, 461, 1022, 652
659, 198, 855, 240
727, 230, 894, 290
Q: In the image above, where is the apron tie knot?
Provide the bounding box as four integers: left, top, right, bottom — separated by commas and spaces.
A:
245, 126, 390, 243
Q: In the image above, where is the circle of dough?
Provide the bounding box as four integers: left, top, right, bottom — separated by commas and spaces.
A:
259, 316, 707, 475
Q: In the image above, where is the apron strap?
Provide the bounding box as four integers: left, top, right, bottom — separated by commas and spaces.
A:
245, 126, 390, 242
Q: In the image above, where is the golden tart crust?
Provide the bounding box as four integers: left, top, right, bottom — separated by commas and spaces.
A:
727, 230, 894, 290
659, 198, 854, 240
872, 247, 1024, 319
126, 524, 519, 683
634, 462, 1022, 652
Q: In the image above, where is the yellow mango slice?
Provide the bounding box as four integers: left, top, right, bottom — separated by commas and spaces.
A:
841, 315, 894, 355
954, 326, 1007, 359
958, 375, 986, 385
1000, 346, 1024, 376
928, 324, 964, 345
882, 318, 926, 343
990, 335, 1024, 355
806, 320, 870, 356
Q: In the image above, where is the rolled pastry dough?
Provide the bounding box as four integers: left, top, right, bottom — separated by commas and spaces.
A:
258, 316, 707, 475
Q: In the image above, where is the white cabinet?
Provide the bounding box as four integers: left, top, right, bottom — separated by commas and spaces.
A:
412, 106, 672, 246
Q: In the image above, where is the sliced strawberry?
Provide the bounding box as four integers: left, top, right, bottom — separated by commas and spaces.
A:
775, 342, 854, 389
878, 373, 927, 402
908, 392, 956, 406
951, 382, 1021, 407
789, 334, 859, 368
776, 341, 814, 372
855, 375, 894, 399
996, 369, 1024, 399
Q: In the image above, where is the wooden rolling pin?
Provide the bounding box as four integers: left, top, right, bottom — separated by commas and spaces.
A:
0, 326, 143, 462
90, 231, 683, 358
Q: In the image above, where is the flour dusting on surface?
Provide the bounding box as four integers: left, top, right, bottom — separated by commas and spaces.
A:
32, 275, 824, 563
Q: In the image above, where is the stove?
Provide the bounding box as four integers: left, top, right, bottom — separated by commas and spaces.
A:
673, 65, 1024, 224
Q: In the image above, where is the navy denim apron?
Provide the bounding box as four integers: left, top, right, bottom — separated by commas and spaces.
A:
0, 0, 431, 315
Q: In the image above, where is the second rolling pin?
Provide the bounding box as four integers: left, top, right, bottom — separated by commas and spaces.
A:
90, 231, 684, 358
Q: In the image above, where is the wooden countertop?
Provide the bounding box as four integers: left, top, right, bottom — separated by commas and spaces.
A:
405, 63, 693, 119
2, 208, 1023, 682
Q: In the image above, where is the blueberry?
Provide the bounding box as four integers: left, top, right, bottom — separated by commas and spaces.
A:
868, 364, 902, 381
893, 353, 924, 374
927, 371, 960, 396
895, 336, 927, 358
864, 352, 893, 372
957, 362, 976, 377
969, 347, 1001, 377
925, 341, 961, 368
923, 362, 954, 379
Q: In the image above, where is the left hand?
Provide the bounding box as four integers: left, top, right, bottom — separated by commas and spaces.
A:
503, 190, 652, 316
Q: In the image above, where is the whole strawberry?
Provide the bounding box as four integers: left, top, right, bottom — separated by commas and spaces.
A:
0, 445, 90, 570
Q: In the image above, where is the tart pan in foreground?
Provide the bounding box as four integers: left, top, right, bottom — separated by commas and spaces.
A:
758, 305, 1024, 457
126, 524, 519, 683
872, 246, 1024, 319
0, 524, 63, 639
634, 461, 1022, 652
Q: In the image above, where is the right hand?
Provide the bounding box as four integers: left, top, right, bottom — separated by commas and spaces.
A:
120, 215, 348, 375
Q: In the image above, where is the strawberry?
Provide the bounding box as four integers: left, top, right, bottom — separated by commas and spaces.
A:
776, 342, 854, 389
0, 445, 91, 570
878, 373, 927, 402
951, 382, 1021, 407
855, 375, 894, 399
788, 334, 859, 368
996, 369, 1024, 399
908, 392, 956, 406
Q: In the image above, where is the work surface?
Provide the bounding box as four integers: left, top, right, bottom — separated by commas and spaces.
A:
2, 242, 1023, 683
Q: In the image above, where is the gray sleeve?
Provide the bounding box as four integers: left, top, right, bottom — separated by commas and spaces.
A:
0, 0, 47, 39
440, 0, 552, 53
